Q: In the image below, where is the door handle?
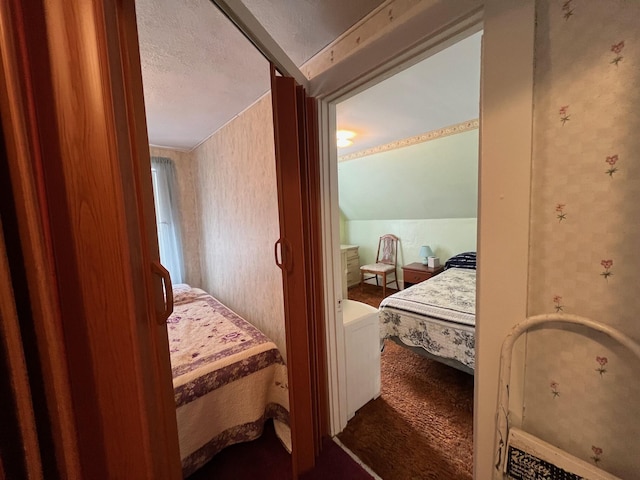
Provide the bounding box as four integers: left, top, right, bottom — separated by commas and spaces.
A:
274, 238, 284, 269
151, 261, 173, 325
274, 238, 293, 272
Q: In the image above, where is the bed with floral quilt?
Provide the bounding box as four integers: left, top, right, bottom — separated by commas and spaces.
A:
168, 284, 291, 477
379, 266, 476, 374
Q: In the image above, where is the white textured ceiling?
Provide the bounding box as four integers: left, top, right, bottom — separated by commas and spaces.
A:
135, 0, 384, 150
336, 31, 482, 156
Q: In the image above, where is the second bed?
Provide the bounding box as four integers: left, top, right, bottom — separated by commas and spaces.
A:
168, 284, 291, 477
379, 263, 476, 374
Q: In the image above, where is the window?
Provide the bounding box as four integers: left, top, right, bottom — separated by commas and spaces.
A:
150, 157, 184, 284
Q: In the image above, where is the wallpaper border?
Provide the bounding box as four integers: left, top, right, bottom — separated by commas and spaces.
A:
337, 118, 479, 162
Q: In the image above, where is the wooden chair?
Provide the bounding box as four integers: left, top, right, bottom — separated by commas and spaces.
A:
359, 234, 399, 298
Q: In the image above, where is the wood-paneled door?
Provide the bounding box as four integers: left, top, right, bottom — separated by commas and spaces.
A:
271, 65, 329, 477
0, 0, 181, 478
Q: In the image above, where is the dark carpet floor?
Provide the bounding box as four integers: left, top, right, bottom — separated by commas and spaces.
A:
188, 419, 373, 480
339, 285, 474, 480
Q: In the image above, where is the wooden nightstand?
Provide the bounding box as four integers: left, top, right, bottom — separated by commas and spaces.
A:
402, 263, 445, 288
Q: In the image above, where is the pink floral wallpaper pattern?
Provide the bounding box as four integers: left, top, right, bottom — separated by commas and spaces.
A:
522, 1, 640, 478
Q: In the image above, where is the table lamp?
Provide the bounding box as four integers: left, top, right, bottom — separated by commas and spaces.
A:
419, 245, 434, 265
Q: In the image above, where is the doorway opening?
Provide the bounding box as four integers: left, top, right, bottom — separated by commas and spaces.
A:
318, 24, 482, 479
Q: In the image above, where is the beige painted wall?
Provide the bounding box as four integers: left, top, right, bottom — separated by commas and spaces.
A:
149, 146, 202, 287
190, 94, 287, 360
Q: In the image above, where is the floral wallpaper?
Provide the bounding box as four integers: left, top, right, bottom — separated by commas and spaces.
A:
524, 1, 640, 478
191, 95, 287, 362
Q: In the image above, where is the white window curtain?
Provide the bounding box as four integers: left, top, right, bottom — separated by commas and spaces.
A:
151, 157, 184, 284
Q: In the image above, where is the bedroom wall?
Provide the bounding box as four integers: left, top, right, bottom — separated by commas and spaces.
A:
338, 128, 478, 220
522, 1, 640, 477
338, 128, 478, 278
190, 94, 287, 360
344, 218, 476, 272
149, 146, 202, 287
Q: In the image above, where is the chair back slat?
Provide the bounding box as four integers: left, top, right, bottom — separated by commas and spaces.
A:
377, 234, 398, 265
361, 234, 400, 297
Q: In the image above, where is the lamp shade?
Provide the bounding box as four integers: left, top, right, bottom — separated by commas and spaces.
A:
419, 245, 434, 263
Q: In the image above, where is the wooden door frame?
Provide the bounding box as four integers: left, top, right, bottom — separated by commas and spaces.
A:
0, 197, 44, 479
271, 68, 329, 476
313, 8, 485, 436
214, 1, 330, 474
271, 72, 316, 475
310, 3, 535, 480
0, 0, 181, 477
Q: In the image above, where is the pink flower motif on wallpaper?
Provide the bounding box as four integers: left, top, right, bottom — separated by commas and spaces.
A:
562, 0, 574, 20
595, 356, 608, 376
550, 381, 560, 398
611, 41, 624, 66
591, 446, 603, 464
605, 154, 619, 177
553, 295, 564, 312
600, 259, 613, 280
555, 203, 567, 222
559, 105, 570, 125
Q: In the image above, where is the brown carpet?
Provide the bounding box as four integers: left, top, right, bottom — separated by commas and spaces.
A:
339, 285, 474, 480
348, 282, 399, 308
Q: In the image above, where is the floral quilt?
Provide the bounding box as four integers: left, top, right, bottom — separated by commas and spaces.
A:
168, 285, 290, 477
379, 268, 476, 371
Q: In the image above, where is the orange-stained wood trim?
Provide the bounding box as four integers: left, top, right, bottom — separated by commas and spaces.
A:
0, 1, 81, 477
295, 87, 329, 453
303, 96, 330, 445
271, 67, 317, 476
1, 0, 181, 477
101, 1, 182, 475
41, 0, 180, 476
0, 208, 43, 479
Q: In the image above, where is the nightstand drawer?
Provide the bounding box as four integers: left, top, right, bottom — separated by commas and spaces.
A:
401, 263, 444, 288
404, 270, 429, 285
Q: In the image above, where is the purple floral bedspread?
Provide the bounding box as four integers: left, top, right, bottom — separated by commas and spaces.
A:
168, 285, 290, 476
168, 284, 279, 384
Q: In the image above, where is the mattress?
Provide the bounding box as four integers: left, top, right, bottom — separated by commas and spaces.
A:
168, 284, 291, 477
379, 267, 476, 371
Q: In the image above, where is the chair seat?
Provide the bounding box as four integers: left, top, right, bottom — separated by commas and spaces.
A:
360, 263, 395, 274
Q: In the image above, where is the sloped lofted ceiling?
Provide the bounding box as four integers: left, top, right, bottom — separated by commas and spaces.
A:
336, 32, 481, 222
336, 31, 481, 156
135, 0, 385, 151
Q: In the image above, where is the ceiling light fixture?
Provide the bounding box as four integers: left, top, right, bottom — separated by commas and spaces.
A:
336, 130, 356, 148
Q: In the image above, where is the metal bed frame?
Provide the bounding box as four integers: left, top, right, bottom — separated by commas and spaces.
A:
495, 313, 640, 480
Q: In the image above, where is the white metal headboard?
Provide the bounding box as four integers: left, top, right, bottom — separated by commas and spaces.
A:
494, 314, 640, 480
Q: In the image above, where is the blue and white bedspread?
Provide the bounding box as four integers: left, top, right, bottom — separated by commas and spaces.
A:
379, 267, 476, 371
